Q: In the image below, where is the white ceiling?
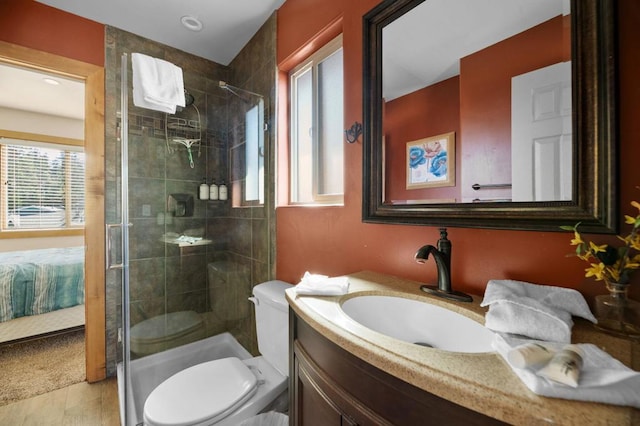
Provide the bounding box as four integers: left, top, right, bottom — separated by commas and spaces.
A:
36, 0, 286, 66
0, 62, 85, 120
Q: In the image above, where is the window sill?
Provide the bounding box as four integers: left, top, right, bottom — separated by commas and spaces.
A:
0, 228, 84, 239
279, 203, 344, 208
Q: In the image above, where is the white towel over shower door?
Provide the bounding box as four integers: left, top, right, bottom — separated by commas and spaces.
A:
511, 61, 572, 202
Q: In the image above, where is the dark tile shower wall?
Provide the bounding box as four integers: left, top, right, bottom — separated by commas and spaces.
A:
225, 14, 278, 355
104, 15, 276, 374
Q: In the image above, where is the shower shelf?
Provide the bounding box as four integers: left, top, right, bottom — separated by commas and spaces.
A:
161, 236, 213, 247
165, 103, 202, 168
167, 118, 201, 133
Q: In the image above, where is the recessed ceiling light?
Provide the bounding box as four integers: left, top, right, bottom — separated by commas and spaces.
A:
181, 15, 203, 32
43, 77, 60, 86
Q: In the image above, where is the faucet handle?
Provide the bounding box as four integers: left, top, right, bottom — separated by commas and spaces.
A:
437, 228, 451, 253
439, 227, 448, 239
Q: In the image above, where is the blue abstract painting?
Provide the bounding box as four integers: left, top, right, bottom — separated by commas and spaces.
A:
406, 132, 455, 189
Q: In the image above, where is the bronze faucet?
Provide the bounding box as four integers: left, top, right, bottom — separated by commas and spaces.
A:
415, 228, 472, 302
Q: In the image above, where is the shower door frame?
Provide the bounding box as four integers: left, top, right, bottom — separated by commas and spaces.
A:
109, 52, 134, 426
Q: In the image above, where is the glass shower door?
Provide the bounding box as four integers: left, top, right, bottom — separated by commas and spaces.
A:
110, 52, 133, 426
111, 51, 220, 426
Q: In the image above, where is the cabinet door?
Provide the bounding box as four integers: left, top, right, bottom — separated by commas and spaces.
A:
295, 356, 343, 426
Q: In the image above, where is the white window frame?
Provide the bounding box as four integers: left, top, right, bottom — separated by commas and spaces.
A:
289, 34, 344, 205
0, 131, 85, 235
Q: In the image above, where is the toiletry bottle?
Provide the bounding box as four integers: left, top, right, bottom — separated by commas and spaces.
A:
219, 181, 228, 200
199, 178, 209, 200
538, 344, 584, 387
507, 343, 555, 369
209, 180, 219, 200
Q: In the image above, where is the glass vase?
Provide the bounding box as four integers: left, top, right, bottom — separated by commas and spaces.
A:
594, 281, 640, 339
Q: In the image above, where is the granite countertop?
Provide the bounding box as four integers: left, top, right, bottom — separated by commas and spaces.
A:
286, 271, 640, 425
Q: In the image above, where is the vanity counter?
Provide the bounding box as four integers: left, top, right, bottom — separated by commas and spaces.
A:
286, 271, 640, 425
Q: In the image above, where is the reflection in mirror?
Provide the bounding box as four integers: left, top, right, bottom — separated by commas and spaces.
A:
363, 0, 618, 233
383, 0, 572, 204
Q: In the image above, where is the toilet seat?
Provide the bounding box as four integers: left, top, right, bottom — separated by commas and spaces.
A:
144, 357, 258, 426
131, 311, 203, 344
131, 311, 205, 356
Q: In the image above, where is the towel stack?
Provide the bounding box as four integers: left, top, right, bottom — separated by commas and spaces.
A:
293, 272, 350, 296
494, 334, 640, 408
480, 279, 596, 343
481, 280, 640, 407
132, 53, 186, 114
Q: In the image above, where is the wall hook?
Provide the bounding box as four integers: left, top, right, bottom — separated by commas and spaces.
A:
344, 122, 363, 144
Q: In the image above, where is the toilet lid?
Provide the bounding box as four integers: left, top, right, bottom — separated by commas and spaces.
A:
144, 357, 258, 426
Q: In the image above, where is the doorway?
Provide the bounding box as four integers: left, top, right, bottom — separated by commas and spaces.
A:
0, 41, 106, 382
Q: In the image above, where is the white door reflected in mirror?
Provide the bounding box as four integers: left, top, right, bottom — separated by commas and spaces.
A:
511, 61, 572, 202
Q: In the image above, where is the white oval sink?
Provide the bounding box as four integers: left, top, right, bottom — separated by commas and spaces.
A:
340, 295, 495, 353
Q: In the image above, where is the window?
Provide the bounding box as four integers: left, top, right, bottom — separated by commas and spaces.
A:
245, 99, 265, 205
1, 137, 85, 231
290, 35, 344, 204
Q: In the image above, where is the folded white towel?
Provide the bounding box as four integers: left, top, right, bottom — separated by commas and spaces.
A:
294, 272, 350, 296
481, 280, 596, 342
175, 235, 202, 244
494, 334, 640, 408
132, 53, 186, 114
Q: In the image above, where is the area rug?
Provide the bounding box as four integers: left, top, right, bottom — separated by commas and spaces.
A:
0, 330, 85, 406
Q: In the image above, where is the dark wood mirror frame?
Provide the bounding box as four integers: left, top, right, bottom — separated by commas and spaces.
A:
362, 0, 618, 233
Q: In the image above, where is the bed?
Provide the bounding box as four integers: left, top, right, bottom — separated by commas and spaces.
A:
0, 247, 85, 342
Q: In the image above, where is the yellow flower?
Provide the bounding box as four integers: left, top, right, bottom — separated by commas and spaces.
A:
585, 263, 605, 280
588, 241, 607, 253
570, 231, 583, 246
623, 258, 640, 270
566, 196, 639, 286
577, 253, 591, 262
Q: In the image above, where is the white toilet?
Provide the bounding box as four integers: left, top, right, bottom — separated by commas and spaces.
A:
143, 280, 291, 426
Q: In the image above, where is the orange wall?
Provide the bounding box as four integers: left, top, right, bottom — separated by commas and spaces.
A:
276, 0, 640, 303
384, 76, 461, 202
0, 0, 104, 66
459, 16, 566, 202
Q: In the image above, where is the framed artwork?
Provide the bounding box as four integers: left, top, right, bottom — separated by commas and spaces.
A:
406, 132, 455, 189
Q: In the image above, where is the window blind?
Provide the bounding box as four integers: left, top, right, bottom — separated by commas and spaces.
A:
2, 142, 85, 230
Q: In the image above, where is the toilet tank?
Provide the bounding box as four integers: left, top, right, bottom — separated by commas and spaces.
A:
252, 280, 292, 376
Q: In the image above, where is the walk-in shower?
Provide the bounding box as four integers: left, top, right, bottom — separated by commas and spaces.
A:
110, 50, 273, 425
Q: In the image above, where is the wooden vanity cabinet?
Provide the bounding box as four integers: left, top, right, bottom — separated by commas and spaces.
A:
289, 310, 506, 426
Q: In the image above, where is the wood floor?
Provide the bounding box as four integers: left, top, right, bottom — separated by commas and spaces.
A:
0, 377, 120, 425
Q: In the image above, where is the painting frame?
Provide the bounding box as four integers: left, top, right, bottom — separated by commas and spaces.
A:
406, 132, 455, 189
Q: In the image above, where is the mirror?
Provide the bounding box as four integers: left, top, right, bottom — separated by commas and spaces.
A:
363, 0, 618, 233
